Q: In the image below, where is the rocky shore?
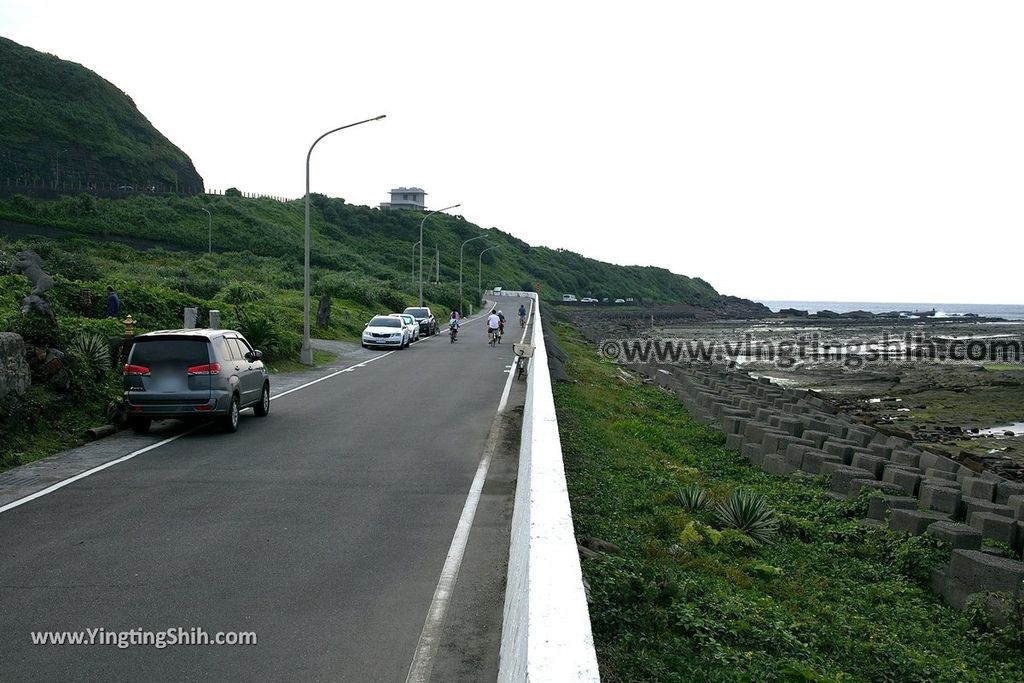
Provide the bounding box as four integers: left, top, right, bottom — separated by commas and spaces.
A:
561, 308, 1024, 481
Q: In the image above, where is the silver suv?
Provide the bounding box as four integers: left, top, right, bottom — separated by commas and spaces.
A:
123, 329, 269, 434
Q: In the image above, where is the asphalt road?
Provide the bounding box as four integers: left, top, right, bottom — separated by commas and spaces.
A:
0, 300, 531, 682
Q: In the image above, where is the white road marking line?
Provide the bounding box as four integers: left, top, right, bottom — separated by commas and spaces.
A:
0, 298, 509, 516
0, 349, 400, 516
272, 350, 394, 400
0, 428, 199, 515
405, 412, 501, 683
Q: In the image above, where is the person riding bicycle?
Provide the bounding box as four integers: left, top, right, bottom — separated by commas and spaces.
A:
518, 303, 527, 326
449, 310, 460, 341
497, 311, 506, 342
486, 310, 501, 344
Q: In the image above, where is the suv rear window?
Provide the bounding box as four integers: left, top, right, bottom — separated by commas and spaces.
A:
131, 338, 210, 365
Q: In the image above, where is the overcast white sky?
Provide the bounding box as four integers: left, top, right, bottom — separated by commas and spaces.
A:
2, 1, 1021, 305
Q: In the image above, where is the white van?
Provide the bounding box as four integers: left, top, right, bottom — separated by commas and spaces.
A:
562, 294, 577, 302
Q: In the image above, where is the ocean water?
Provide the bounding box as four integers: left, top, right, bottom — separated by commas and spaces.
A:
760, 301, 1024, 321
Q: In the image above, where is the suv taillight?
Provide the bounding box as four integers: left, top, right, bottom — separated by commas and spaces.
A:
123, 364, 150, 376
187, 363, 221, 376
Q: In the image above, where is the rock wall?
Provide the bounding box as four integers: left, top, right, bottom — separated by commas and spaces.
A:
0, 332, 31, 402
640, 362, 1024, 610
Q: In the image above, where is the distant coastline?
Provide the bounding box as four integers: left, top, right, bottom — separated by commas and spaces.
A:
760, 300, 1024, 321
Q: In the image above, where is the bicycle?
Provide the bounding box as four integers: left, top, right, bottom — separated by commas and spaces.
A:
488, 327, 500, 347
519, 314, 526, 327
449, 323, 458, 343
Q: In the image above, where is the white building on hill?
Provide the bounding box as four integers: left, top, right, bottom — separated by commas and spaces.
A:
380, 187, 426, 211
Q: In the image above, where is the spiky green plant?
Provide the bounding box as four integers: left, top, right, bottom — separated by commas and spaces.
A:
676, 483, 708, 512
716, 490, 779, 545
69, 332, 111, 378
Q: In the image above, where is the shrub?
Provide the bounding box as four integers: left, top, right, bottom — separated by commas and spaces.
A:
716, 490, 779, 545
676, 484, 709, 512
68, 332, 111, 379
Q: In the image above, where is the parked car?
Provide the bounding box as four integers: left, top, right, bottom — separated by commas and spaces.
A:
614, 298, 626, 304
562, 294, 577, 302
122, 328, 269, 435
389, 313, 419, 342
403, 307, 438, 336
362, 315, 409, 349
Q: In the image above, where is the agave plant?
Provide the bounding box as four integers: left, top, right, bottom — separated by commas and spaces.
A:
676, 483, 709, 512
716, 490, 779, 545
69, 332, 111, 378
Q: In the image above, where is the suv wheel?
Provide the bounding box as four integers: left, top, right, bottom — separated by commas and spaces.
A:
221, 395, 240, 433
130, 417, 151, 435
254, 383, 270, 417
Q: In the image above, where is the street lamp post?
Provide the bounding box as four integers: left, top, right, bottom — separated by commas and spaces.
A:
302, 114, 386, 365
418, 203, 460, 306
459, 235, 487, 314
411, 240, 421, 283
201, 207, 212, 254
478, 245, 498, 305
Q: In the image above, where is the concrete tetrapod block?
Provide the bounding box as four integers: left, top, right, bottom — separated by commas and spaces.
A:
725, 434, 745, 452
1007, 495, 1024, 521
941, 549, 1024, 608
799, 429, 830, 448
760, 433, 799, 454
784, 443, 817, 469
800, 450, 844, 476
925, 521, 982, 551
890, 450, 922, 468
742, 442, 766, 468
845, 428, 876, 447
969, 512, 1019, 548
961, 497, 1014, 523
996, 481, 1024, 506
889, 509, 951, 536
850, 454, 889, 480
867, 495, 919, 521
929, 455, 961, 474
721, 415, 748, 435
829, 466, 879, 496
881, 466, 924, 497
919, 484, 962, 517
924, 468, 958, 483
868, 443, 894, 460
821, 441, 857, 464
762, 454, 797, 477
962, 477, 998, 502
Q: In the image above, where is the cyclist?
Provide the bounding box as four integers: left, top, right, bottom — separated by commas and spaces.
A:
449, 310, 460, 341
497, 311, 506, 343
518, 303, 527, 327
486, 309, 501, 346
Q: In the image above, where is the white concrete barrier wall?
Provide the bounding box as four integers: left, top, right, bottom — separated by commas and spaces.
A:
498, 293, 601, 682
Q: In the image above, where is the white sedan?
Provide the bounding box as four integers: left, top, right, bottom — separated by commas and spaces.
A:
362, 315, 409, 349
389, 313, 420, 342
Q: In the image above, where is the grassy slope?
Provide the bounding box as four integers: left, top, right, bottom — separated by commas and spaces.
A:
0, 192, 725, 309
553, 324, 1023, 682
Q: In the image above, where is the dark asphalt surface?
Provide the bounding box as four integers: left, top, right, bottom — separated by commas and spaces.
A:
0, 301, 529, 682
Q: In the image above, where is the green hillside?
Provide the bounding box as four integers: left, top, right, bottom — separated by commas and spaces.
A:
0, 36, 203, 191
0, 190, 754, 321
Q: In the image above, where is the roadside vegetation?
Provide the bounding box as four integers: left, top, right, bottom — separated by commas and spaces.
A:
553, 324, 1024, 682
